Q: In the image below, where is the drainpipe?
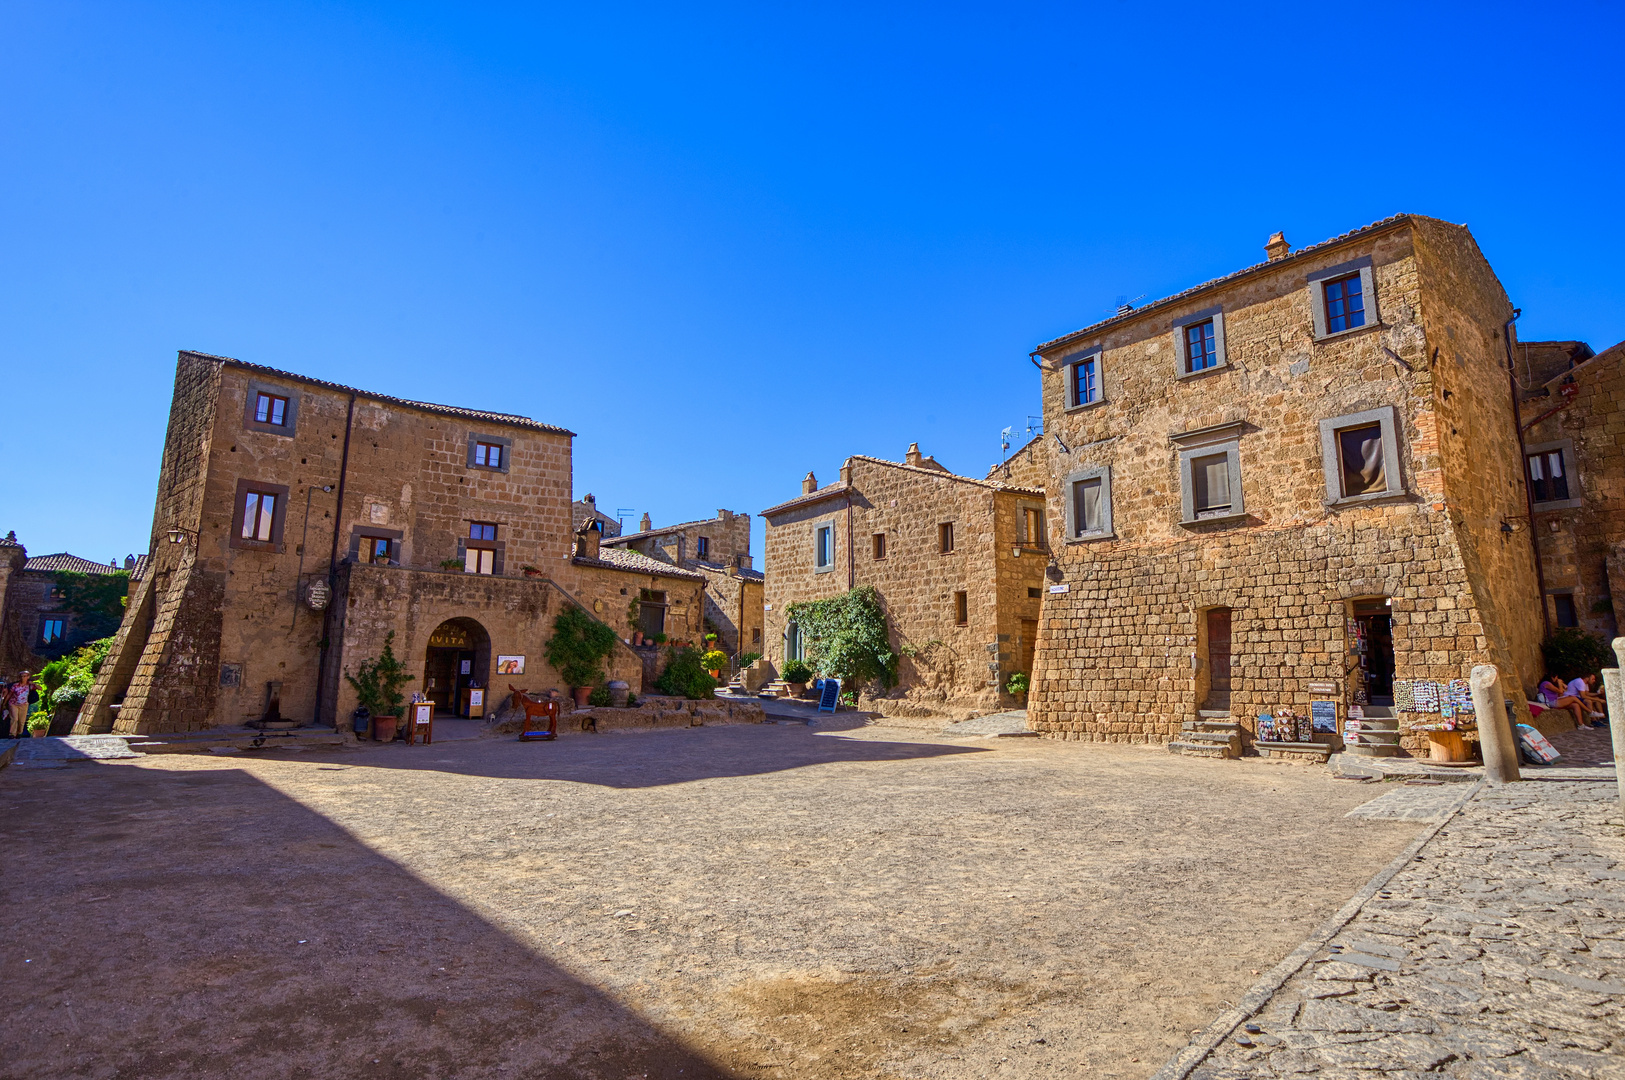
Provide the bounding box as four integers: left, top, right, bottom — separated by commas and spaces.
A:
846, 487, 855, 590
313, 392, 358, 726
1503, 311, 1549, 639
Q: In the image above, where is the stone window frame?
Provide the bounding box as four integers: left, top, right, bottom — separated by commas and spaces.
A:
939, 522, 956, 554
348, 526, 404, 566
1016, 499, 1048, 549
872, 532, 886, 560
812, 517, 837, 574
1307, 256, 1378, 342
1525, 438, 1582, 511
466, 432, 512, 474
38, 614, 66, 646
1063, 347, 1105, 412
1318, 405, 1406, 507
1171, 306, 1229, 380
1171, 422, 1246, 527
1062, 465, 1113, 542
1548, 589, 1580, 629
242, 379, 300, 437
457, 536, 505, 575
953, 590, 969, 626
229, 478, 291, 553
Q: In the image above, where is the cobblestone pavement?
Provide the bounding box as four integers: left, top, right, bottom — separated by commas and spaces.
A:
1, 734, 140, 765
1166, 725, 1624, 1080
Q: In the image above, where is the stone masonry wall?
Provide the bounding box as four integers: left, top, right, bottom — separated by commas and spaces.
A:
607, 510, 754, 570
1028, 219, 1539, 749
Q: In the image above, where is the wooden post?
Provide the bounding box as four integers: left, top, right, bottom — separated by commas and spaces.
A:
1469, 664, 1520, 784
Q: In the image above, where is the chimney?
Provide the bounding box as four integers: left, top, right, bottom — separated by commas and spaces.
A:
584, 493, 595, 505
802, 471, 817, 494
639, 512, 652, 532
1265, 231, 1290, 261
905, 443, 923, 466
575, 520, 602, 560
124, 554, 135, 570
839, 459, 852, 485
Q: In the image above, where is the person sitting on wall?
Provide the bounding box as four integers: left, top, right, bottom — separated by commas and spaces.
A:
1565, 672, 1608, 723
1537, 675, 1590, 729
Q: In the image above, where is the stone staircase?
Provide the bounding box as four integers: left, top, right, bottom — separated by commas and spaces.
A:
1343, 705, 1401, 756
1168, 710, 1241, 759
756, 680, 792, 699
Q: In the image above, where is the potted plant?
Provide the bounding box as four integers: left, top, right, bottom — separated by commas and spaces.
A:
701, 649, 728, 679
632, 630, 644, 646
345, 631, 414, 742
1005, 671, 1030, 701
520, 564, 543, 578
545, 605, 617, 710
27, 713, 50, 738
781, 659, 812, 697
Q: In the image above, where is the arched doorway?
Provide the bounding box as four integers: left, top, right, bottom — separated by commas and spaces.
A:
423, 618, 491, 716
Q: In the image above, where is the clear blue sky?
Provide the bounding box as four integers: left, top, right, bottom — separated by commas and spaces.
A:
3, 2, 1621, 563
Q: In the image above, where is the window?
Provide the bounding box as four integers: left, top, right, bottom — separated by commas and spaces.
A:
1172, 307, 1227, 377
1022, 506, 1046, 548
1553, 593, 1579, 629
1028, 587, 1041, 599
1319, 407, 1402, 505
939, 523, 955, 554
466, 432, 512, 473
243, 380, 299, 435
254, 393, 288, 426
1308, 257, 1376, 341
242, 490, 277, 541
697, 536, 710, 559
1323, 275, 1365, 333
752, 627, 762, 644
1068, 351, 1101, 408
1173, 422, 1245, 525
814, 523, 834, 572
873, 533, 886, 560
364, 537, 392, 564
40, 618, 64, 645
954, 591, 968, 626
465, 548, 495, 575
1063, 466, 1112, 540
786, 622, 803, 660
1525, 442, 1579, 509
469, 522, 497, 542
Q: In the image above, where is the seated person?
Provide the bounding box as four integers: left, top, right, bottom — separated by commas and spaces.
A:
1538, 676, 1589, 729
1565, 673, 1607, 721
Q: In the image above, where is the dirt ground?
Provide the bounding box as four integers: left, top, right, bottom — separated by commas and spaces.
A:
0, 720, 1421, 1080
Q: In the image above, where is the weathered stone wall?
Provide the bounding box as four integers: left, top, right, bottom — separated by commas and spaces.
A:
763, 457, 1042, 713
1028, 218, 1541, 749
1521, 340, 1625, 644
696, 565, 764, 657
0, 540, 30, 676
607, 510, 754, 570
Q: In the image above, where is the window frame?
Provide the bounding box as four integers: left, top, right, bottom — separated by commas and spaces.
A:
466, 432, 513, 474
459, 521, 503, 575
1171, 422, 1246, 527
953, 591, 969, 626
1064, 347, 1104, 411
1318, 406, 1405, 506
1062, 465, 1113, 542
812, 519, 836, 574
229, 479, 291, 552
1307, 256, 1378, 341
1171, 306, 1229, 379
696, 536, 710, 559
872, 532, 886, 560
1018, 501, 1048, 549
1550, 591, 1580, 629
39, 616, 66, 646
242, 379, 300, 436
348, 526, 404, 566
1524, 439, 1581, 511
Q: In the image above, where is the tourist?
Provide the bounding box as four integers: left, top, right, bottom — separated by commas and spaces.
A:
1566, 672, 1607, 723
6, 672, 32, 738
1537, 675, 1589, 729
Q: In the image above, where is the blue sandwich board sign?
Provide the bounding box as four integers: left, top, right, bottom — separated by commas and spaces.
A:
818, 678, 841, 713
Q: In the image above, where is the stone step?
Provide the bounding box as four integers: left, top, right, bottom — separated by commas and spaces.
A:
1256, 740, 1333, 761
1167, 739, 1235, 760
1196, 709, 1232, 720
1360, 706, 1397, 719
1182, 731, 1240, 747
1347, 743, 1402, 757
1183, 719, 1242, 734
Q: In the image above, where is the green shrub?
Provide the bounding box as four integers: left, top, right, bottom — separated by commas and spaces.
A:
37, 636, 115, 714
780, 659, 813, 684
588, 684, 612, 707
344, 631, 414, 718
625, 691, 638, 708
784, 587, 896, 690
1542, 628, 1613, 680
1005, 671, 1030, 696
701, 649, 729, 674
736, 651, 762, 669
545, 606, 618, 688
654, 646, 718, 700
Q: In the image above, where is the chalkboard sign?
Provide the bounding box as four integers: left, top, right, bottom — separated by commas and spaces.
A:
1311, 699, 1338, 733
818, 678, 841, 713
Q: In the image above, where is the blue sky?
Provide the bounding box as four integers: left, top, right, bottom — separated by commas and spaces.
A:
3, 1, 1621, 563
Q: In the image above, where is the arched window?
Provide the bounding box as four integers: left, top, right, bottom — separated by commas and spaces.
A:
785, 621, 802, 661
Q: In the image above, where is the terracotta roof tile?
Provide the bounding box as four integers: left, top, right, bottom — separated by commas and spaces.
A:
23, 553, 125, 575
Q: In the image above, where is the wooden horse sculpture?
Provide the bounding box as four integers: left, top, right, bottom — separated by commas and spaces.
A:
510, 685, 559, 741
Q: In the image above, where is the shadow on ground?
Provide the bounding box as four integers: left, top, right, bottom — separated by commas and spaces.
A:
0, 760, 739, 1080
302, 721, 987, 787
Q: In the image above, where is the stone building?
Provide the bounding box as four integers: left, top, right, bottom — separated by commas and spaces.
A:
602, 510, 764, 658
1026, 215, 1548, 749
1516, 337, 1625, 641
571, 493, 623, 538
762, 445, 1049, 715
0, 536, 141, 674
77, 351, 704, 735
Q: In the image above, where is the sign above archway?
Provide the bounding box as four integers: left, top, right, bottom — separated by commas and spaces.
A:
428, 625, 472, 649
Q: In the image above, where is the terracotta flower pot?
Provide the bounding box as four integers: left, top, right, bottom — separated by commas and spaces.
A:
373, 716, 399, 742
633, 632, 644, 646
572, 686, 593, 708
30, 727, 48, 738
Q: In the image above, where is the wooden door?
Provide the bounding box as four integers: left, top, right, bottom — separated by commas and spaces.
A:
1207, 608, 1232, 693
1019, 619, 1038, 678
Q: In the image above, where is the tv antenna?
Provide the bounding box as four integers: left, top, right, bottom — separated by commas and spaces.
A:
616, 508, 637, 530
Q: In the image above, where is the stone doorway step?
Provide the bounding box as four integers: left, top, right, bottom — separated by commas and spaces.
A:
1343, 705, 1401, 756
1168, 711, 1241, 758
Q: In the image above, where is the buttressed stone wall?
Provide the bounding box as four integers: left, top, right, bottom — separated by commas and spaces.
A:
1027, 215, 1544, 749
763, 453, 1045, 715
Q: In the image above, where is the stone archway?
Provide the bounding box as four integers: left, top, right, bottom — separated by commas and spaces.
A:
422, 617, 492, 716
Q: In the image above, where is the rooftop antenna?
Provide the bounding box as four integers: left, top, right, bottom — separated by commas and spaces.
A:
615, 508, 637, 530
1026, 415, 1043, 436
1000, 426, 1015, 451
1111, 293, 1146, 316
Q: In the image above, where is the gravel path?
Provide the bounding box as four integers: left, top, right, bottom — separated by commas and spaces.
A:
1, 722, 1419, 1079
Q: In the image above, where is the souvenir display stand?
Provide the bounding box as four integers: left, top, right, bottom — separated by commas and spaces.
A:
1394, 678, 1479, 764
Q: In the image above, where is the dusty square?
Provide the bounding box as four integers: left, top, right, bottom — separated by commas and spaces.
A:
0, 723, 1421, 1079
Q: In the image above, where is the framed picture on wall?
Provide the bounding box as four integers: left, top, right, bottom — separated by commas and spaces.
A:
497, 655, 525, 675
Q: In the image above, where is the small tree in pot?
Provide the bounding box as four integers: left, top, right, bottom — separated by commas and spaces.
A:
545, 606, 618, 708
346, 631, 414, 741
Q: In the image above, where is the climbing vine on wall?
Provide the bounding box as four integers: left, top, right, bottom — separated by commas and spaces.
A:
785, 586, 897, 690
